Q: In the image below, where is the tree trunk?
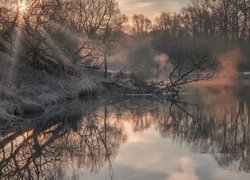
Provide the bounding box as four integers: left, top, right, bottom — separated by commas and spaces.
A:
104, 50, 108, 78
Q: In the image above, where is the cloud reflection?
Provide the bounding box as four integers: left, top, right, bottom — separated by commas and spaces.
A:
168, 156, 199, 180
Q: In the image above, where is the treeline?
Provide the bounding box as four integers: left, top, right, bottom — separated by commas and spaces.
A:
128, 0, 250, 40
116, 0, 250, 78
0, 0, 249, 87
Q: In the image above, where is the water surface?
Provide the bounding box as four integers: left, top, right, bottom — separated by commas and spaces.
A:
0, 86, 250, 180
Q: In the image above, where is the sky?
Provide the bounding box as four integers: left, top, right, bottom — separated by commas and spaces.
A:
117, 0, 190, 20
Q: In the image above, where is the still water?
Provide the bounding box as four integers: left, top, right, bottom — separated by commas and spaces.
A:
0, 86, 250, 180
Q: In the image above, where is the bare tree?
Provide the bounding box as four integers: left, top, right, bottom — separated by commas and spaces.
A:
160, 46, 218, 94
132, 14, 152, 34
0, 0, 126, 74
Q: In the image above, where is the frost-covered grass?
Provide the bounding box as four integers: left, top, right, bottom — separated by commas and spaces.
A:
0, 51, 103, 122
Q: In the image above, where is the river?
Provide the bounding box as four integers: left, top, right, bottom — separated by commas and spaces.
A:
0, 85, 250, 180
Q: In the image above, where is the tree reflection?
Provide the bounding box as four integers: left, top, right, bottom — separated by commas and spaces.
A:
0, 101, 126, 179
0, 88, 250, 179
108, 89, 250, 173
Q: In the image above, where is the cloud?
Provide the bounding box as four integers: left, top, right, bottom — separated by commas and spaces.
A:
117, 0, 189, 19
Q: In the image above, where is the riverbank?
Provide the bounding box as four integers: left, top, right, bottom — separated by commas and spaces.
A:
0, 51, 159, 124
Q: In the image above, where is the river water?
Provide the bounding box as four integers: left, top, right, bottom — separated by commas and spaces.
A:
0, 85, 250, 180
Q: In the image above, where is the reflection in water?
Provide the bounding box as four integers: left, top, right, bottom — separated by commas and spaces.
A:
0, 100, 126, 179
168, 156, 199, 180
0, 87, 250, 179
